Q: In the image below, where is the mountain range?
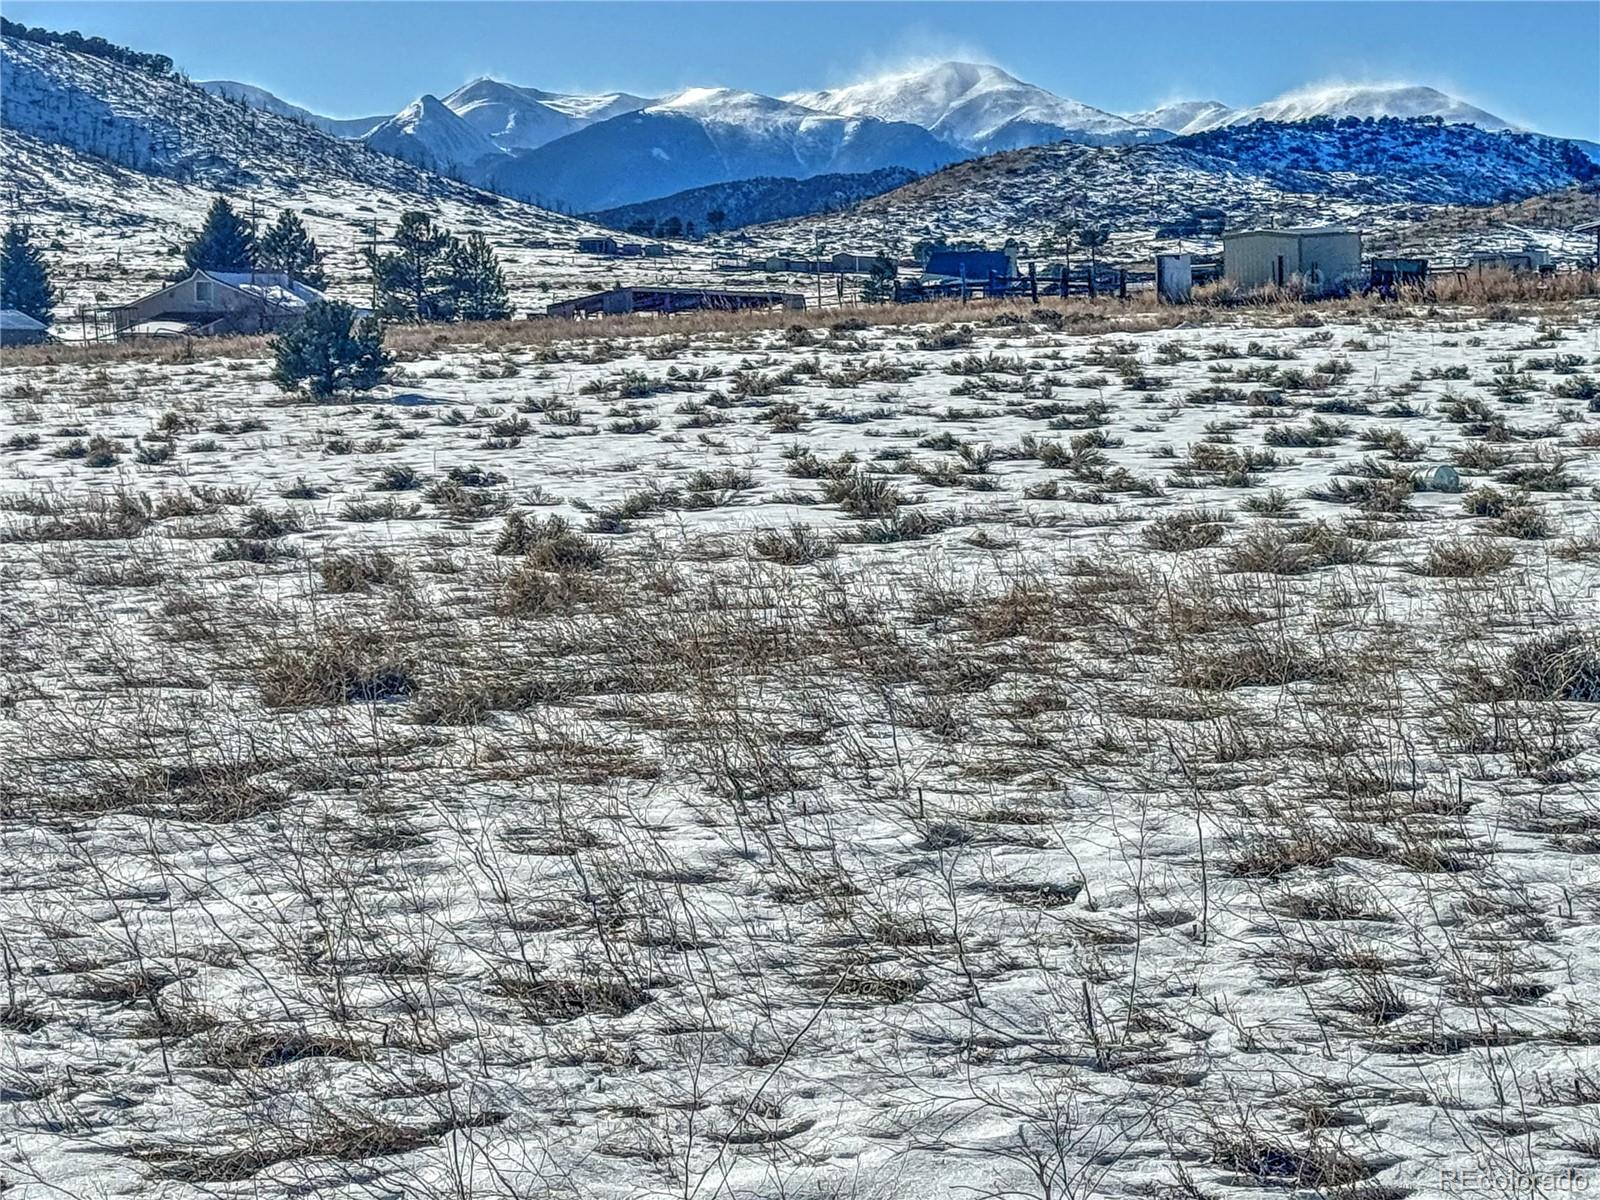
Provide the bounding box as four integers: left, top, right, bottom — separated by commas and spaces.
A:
190, 59, 1589, 215
2, 21, 1596, 328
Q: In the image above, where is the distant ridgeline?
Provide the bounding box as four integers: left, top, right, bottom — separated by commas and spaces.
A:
1178, 115, 1600, 192
0, 18, 173, 76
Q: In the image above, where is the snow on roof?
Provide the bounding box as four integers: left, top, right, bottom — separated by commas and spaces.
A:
200, 270, 328, 308
122, 319, 207, 338
1226, 226, 1359, 238
0, 309, 48, 331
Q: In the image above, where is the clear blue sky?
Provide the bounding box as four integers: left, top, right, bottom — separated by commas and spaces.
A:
7, 1, 1597, 139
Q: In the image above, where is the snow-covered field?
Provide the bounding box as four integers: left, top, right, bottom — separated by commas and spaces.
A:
4, 298, 1600, 1198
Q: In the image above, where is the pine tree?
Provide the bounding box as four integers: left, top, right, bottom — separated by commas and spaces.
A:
861, 253, 898, 304
271, 301, 391, 399
0, 224, 56, 325
258, 210, 326, 289
367, 211, 454, 321
443, 233, 510, 322
1075, 225, 1110, 286
181, 196, 257, 275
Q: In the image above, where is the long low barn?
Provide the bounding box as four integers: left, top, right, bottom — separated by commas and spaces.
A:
546, 286, 805, 319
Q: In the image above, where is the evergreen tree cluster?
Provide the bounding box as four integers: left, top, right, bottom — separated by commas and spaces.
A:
1, 17, 173, 75
366, 212, 511, 324
624, 215, 695, 240
1, 225, 57, 326
178, 198, 327, 288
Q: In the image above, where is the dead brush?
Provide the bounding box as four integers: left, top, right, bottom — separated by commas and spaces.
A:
319, 549, 402, 593
1470, 631, 1600, 702
751, 524, 837, 565
1219, 523, 1367, 575
819, 469, 905, 518
1415, 539, 1515, 578
488, 973, 652, 1024
257, 624, 420, 707
1333, 974, 1412, 1026
1176, 637, 1330, 691
1204, 1117, 1379, 1186
494, 512, 607, 569
1141, 508, 1230, 552
133, 1105, 503, 1183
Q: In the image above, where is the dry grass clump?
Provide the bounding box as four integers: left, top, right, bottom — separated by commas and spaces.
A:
1141, 507, 1230, 552
257, 625, 420, 707
494, 512, 607, 569
1416, 539, 1515, 578
1177, 637, 1331, 691
320, 549, 402, 593
752, 524, 838, 565
1480, 632, 1600, 702
1220, 523, 1369, 575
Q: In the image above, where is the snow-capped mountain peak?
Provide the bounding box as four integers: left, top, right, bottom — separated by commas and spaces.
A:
650, 86, 797, 122
362, 94, 507, 174
786, 60, 1165, 152
441, 77, 649, 150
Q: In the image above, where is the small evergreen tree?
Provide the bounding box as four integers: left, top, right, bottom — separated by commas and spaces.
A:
0, 224, 56, 325
443, 233, 510, 322
1075, 225, 1110, 285
181, 196, 257, 275
367, 211, 454, 321
862, 253, 898, 304
258, 209, 326, 289
271, 301, 390, 399
706, 209, 727, 233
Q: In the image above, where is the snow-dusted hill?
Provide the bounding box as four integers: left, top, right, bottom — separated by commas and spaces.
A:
362, 94, 508, 176
1125, 100, 1236, 136
788, 61, 1165, 152
198, 79, 388, 139
443, 77, 649, 151
1129, 83, 1513, 136
585, 166, 919, 233
748, 117, 1597, 258
1219, 82, 1513, 130
487, 87, 962, 211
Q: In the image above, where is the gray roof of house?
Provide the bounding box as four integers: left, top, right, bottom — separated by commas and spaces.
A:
0, 309, 48, 332
200, 270, 328, 308
1224, 226, 1360, 239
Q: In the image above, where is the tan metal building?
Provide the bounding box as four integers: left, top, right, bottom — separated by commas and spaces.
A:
1222, 227, 1362, 295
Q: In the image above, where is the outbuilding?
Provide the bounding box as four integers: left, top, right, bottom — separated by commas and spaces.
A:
0, 308, 49, 346
546, 286, 805, 319
1222, 227, 1362, 295
1468, 247, 1553, 273
923, 248, 1017, 282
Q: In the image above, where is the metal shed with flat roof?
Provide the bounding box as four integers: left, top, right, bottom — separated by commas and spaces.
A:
1222, 227, 1362, 295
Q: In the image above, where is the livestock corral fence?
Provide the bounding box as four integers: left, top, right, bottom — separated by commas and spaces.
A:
892, 256, 1598, 306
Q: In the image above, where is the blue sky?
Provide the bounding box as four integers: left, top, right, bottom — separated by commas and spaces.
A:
7, 1, 1597, 139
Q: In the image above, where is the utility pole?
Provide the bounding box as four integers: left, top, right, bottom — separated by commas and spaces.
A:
367, 219, 379, 313
813, 232, 823, 311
